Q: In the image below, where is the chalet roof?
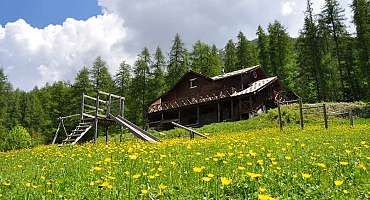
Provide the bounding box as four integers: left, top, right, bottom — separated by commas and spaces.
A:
211, 65, 260, 80
231, 77, 278, 97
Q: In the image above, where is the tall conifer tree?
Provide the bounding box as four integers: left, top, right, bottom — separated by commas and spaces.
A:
167, 34, 189, 88
224, 40, 238, 72
256, 25, 270, 74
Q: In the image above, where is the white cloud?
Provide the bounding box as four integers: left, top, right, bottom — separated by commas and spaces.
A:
0, 14, 131, 90
282, 1, 296, 16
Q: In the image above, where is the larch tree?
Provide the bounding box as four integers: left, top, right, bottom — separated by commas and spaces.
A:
321, 0, 347, 100
90, 56, 115, 93
209, 44, 223, 76
352, 0, 370, 99
114, 60, 131, 119
296, 0, 331, 102
131, 48, 151, 125
166, 33, 189, 88
115, 61, 131, 98
190, 41, 211, 74
236, 32, 257, 69
256, 25, 270, 74
224, 39, 238, 72
150, 47, 167, 100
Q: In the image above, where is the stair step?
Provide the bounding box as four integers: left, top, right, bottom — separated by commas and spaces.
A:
70, 134, 81, 138
77, 125, 91, 128
79, 122, 92, 125
63, 139, 75, 142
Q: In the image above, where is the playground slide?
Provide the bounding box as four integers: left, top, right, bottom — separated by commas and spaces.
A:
109, 114, 160, 143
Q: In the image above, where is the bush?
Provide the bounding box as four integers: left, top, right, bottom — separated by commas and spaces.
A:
0, 125, 32, 151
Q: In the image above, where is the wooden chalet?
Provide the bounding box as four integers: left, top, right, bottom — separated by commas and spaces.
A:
147, 65, 289, 130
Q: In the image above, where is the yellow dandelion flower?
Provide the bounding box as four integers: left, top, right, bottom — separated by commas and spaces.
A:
47, 189, 53, 193
104, 157, 112, 163
302, 173, 311, 179
247, 172, 263, 179
132, 174, 141, 179
285, 156, 292, 160
220, 177, 232, 186
316, 163, 326, 168
100, 181, 112, 189
141, 189, 149, 194
207, 173, 215, 178
193, 167, 203, 173
129, 155, 138, 160
257, 160, 264, 165
343, 189, 349, 194
159, 184, 168, 190
339, 161, 349, 166
94, 166, 103, 172
238, 166, 245, 170
215, 152, 225, 157
258, 194, 276, 200
335, 180, 344, 186
2, 181, 10, 186
201, 177, 212, 182
258, 187, 267, 193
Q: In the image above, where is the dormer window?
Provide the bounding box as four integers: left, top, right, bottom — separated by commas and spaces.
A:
189, 78, 198, 89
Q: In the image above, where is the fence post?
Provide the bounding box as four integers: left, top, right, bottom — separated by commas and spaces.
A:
299, 98, 304, 129
278, 101, 283, 131
106, 94, 112, 117
105, 125, 109, 144
323, 103, 328, 129
349, 110, 354, 128
94, 91, 100, 142
80, 93, 85, 121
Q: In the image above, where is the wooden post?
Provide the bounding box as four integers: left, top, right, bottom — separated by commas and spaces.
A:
239, 98, 242, 120
197, 106, 200, 125
61, 119, 68, 137
94, 91, 100, 142
217, 102, 221, 122
119, 97, 124, 142
277, 101, 283, 131
178, 109, 181, 123
105, 125, 109, 144
106, 94, 112, 117
230, 99, 234, 120
81, 93, 85, 121
299, 98, 304, 129
52, 118, 61, 144
122, 98, 125, 117
349, 110, 353, 127
323, 103, 328, 129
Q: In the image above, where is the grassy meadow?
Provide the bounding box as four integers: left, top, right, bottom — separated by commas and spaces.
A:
0, 104, 369, 199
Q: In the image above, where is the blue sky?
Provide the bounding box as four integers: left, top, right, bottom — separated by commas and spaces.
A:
0, 0, 101, 27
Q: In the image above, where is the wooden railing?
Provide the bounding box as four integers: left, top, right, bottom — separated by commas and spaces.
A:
148, 87, 236, 113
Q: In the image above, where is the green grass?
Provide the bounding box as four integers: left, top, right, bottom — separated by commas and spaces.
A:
0, 104, 369, 199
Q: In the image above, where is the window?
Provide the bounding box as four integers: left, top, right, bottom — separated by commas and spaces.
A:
189, 78, 198, 89
253, 71, 258, 79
